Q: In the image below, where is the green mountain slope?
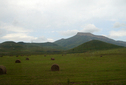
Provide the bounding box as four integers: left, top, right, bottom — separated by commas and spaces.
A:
67, 40, 124, 53
54, 32, 126, 49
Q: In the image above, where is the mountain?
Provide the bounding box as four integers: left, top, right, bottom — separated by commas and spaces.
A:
18, 42, 66, 50
0, 41, 23, 50
67, 40, 124, 53
54, 32, 126, 49
0, 41, 64, 55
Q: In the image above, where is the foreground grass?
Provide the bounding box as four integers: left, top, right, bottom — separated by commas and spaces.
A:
0, 48, 126, 85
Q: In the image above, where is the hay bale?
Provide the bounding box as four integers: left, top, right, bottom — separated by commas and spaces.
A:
15, 59, 21, 63
51, 64, 59, 71
9, 55, 13, 57
0, 65, 7, 75
0, 55, 3, 57
26, 58, 29, 60
51, 58, 55, 60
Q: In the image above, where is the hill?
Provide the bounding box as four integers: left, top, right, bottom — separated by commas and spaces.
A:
17, 42, 65, 50
0, 41, 64, 55
54, 32, 126, 49
67, 40, 124, 53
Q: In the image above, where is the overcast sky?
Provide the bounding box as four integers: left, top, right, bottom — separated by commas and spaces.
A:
0, 0, 126, 43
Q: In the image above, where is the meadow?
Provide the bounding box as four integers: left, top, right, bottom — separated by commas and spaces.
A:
0, 48, 126, 85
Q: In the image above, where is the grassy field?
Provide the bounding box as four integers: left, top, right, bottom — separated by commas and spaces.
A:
0, 48, 126, 85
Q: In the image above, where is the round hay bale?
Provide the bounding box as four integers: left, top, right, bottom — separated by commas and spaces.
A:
51, 64, 59, 71
0, 65, 7, 75
26, 58, 29, 60
0, 55, 3, 57
9, 55, 13, 57
51, 58, 55, 60
15, 59, 21, 63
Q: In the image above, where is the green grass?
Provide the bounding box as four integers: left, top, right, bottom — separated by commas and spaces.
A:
0, 48, 126, 85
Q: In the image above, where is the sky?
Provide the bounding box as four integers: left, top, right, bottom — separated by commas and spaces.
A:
0, 0, 126, 43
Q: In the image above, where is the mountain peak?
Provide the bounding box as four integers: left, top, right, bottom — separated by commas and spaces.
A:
76, 32, 94, 36
54, 32, 126, 49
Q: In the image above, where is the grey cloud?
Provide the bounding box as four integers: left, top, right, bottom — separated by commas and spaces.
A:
0, 29, 7, 37
12, 20, 20, 26
82, 24, 101, 33
1, 0, 126, 29
113, 22, 126, 28
32, 36, 54, 43
1, 33, 37, 42
109, 30, 126, 38
60, 30, 78, 36
0, 21, 34, 42
59, 24, 101, 36
0, 0, 126, 42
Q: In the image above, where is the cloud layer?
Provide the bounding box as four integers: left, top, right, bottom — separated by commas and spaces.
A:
113, 22, 126, 28
0, 0, 126, 42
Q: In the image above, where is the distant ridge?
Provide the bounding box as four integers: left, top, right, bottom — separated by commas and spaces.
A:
0, 41, 65, 55
54, 32, 126, 49
68, 40, 124, 53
